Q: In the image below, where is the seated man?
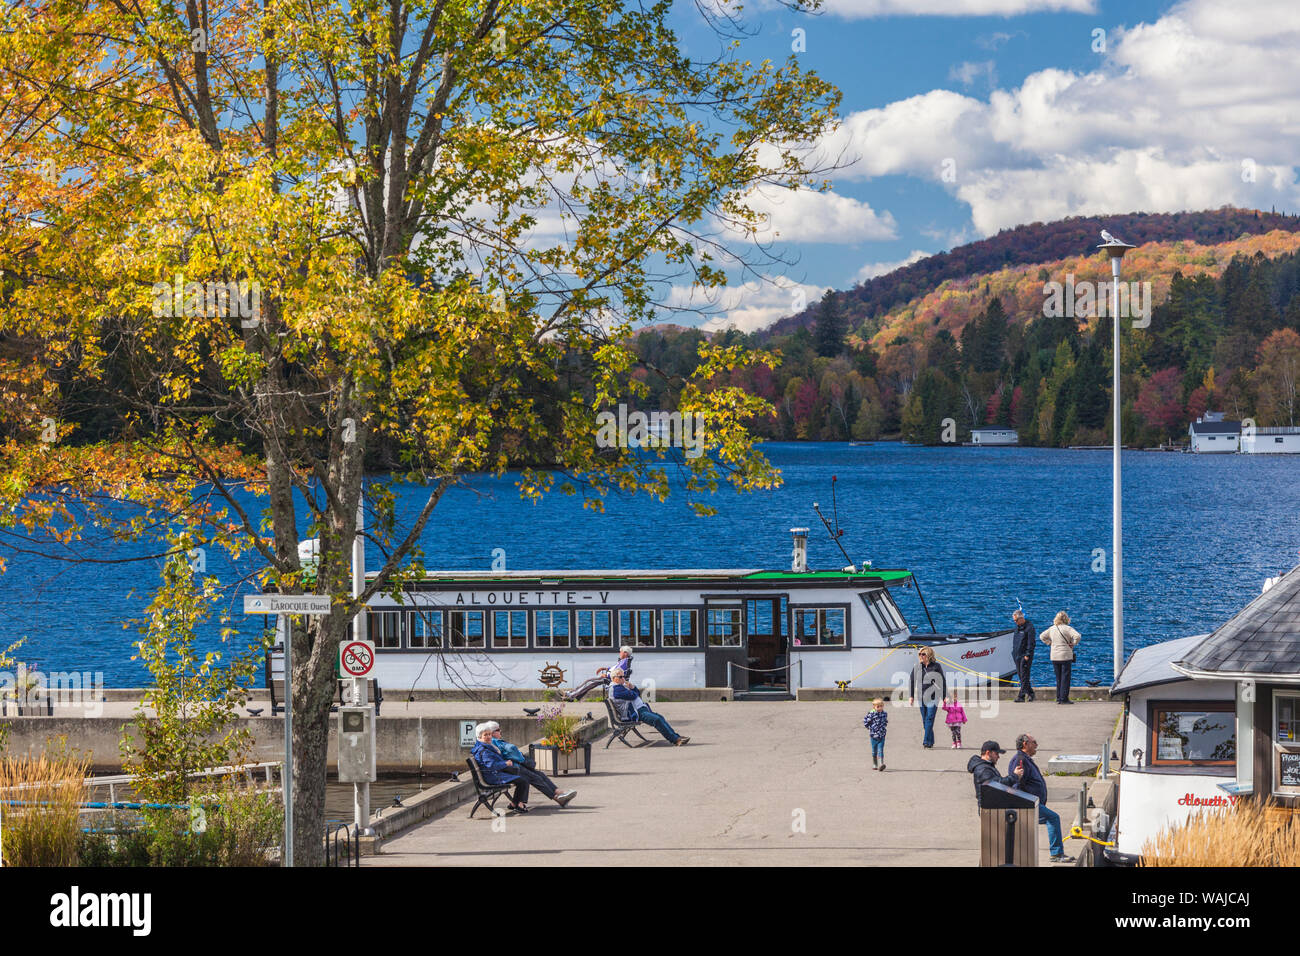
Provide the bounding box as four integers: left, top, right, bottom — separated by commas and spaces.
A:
610, 671, 689, 746
471, 723, 576, 812
563, 646, 633, 701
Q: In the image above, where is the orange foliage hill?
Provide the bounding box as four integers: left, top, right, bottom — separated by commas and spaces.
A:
866, 230, 1300, 352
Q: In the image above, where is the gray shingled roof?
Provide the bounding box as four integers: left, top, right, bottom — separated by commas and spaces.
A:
1174, 566, 1300, 676
1189, 420, 1241, 435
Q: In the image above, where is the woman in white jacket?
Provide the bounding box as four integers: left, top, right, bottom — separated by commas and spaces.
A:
1040, 611, 1081, 704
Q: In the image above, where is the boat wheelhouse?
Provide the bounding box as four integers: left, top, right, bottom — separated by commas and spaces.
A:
272, 525, 1017, 697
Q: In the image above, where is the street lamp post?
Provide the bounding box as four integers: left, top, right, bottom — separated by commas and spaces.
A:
1098, 231, 1135, 681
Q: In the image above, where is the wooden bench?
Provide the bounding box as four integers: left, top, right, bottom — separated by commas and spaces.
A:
603, 695, 648, 749
465, 756, 515, 819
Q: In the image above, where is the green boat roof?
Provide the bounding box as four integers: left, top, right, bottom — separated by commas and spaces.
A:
381, 568, 913, 586
742, 569, 912, 583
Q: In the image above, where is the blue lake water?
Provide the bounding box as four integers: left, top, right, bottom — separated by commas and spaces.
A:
4, 442, 1298, 687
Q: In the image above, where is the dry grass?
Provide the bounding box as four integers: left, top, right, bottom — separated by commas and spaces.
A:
0, 749, 90, 866
1142, 799, 1300, 866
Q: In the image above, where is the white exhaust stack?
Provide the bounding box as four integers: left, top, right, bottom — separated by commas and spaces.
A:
791, 528, 809, 573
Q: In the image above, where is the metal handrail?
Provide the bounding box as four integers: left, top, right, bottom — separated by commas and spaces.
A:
325, 823, 360, 867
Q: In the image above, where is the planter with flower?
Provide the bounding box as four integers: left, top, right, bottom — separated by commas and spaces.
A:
528, 704, 592, 775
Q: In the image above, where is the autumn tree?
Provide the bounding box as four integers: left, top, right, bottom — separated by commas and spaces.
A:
0, 0, 838, 862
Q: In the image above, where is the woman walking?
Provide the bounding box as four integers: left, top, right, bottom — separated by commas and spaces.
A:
907, 646, 948, 749
1040, 611, 1081, 704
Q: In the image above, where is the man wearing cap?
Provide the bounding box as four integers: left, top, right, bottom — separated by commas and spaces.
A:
471, 722, 576, 812
610, 671, 689, 746
1011, 610, 1036, 702
1007, 733, 1072, 863
966, 740, 1025, 807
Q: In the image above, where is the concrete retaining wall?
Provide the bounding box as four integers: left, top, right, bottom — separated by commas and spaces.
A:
0, 714, 608, 773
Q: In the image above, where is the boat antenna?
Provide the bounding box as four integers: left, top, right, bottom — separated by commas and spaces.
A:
813, 475, 855, 569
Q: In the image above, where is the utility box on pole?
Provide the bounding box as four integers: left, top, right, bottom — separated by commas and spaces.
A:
338, 705, 377, 783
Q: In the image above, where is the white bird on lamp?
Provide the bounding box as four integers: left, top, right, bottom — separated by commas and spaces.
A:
1100, 229, 1121, 244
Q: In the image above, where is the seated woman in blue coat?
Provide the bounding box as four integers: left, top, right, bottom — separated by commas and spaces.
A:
471, 722, 577, 813
610, 671, 689, 746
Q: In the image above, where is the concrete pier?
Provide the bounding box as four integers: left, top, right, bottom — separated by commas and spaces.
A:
368, 698, 1120, 866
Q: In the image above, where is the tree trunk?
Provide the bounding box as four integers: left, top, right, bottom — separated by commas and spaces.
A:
289, 615, 342, 866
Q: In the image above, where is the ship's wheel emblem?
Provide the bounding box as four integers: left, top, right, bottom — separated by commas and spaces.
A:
835, 680, 851, 692
538, 661, 567, 688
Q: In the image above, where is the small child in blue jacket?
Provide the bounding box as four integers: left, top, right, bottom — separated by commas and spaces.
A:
863, 697, 889, 771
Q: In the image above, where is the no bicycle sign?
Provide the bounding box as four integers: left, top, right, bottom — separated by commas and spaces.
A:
339, 640, 376, 678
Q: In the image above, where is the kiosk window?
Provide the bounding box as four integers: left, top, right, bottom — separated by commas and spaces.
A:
1150, 703, 1235, 765
1276, 693, 1298, 744
408, 609, 443, 648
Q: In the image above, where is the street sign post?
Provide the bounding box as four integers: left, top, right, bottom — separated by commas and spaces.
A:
243, 594, 332, 615
244, 593, 331, 867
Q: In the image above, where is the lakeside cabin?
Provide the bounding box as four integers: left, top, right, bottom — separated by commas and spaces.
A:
967, 427, 1018, 446
1106, 567, 1300, 863
269, 532, 1016, 698
1187, 412, 1240, 453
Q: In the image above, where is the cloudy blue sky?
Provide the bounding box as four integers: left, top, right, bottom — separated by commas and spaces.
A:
663, 0, 1300, 331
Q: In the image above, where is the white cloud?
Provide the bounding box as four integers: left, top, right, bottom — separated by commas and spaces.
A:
739, 186, 898, 243
819, 0, 1300, 235
949, 60, 998, 88
664, 277, 830, 333
823, 0, 1095, 16
855, 250, 930, 283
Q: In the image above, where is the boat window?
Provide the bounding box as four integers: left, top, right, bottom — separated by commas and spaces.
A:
408, 609, 443, 648
1149, 702, 1235, 765
619, 609, 655, 648
860, 591, 906, 635
492, 610, 528, 648
577, 610, 612, 648
706, 608, 742, 647
535, 610, 571, 648
792, 608, 846, 647
367, 610, 401, 649
662, 610, 697, 647
448, 610, 485, 649
880, 593, 907, 632
779, 595, 788, 637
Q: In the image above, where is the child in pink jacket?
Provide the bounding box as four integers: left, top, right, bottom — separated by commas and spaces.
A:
942, 695, 967, 749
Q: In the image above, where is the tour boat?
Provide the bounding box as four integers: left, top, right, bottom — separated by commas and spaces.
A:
271, 529, 1017, 698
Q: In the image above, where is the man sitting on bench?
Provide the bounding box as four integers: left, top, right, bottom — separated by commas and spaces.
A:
563, 646, 633, 701
610, 671, 689, 746
471, 723, 577, 813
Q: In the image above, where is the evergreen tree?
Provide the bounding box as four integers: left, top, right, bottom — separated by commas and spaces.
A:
814, 291, 847, 357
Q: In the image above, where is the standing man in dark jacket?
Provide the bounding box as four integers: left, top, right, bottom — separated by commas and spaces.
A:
1012, 610, 1036, 702
967, 740, 1024, 805
1007, 733, 1072, 863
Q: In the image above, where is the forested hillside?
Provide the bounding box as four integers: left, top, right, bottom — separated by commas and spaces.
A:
633, 223, 1300, 448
